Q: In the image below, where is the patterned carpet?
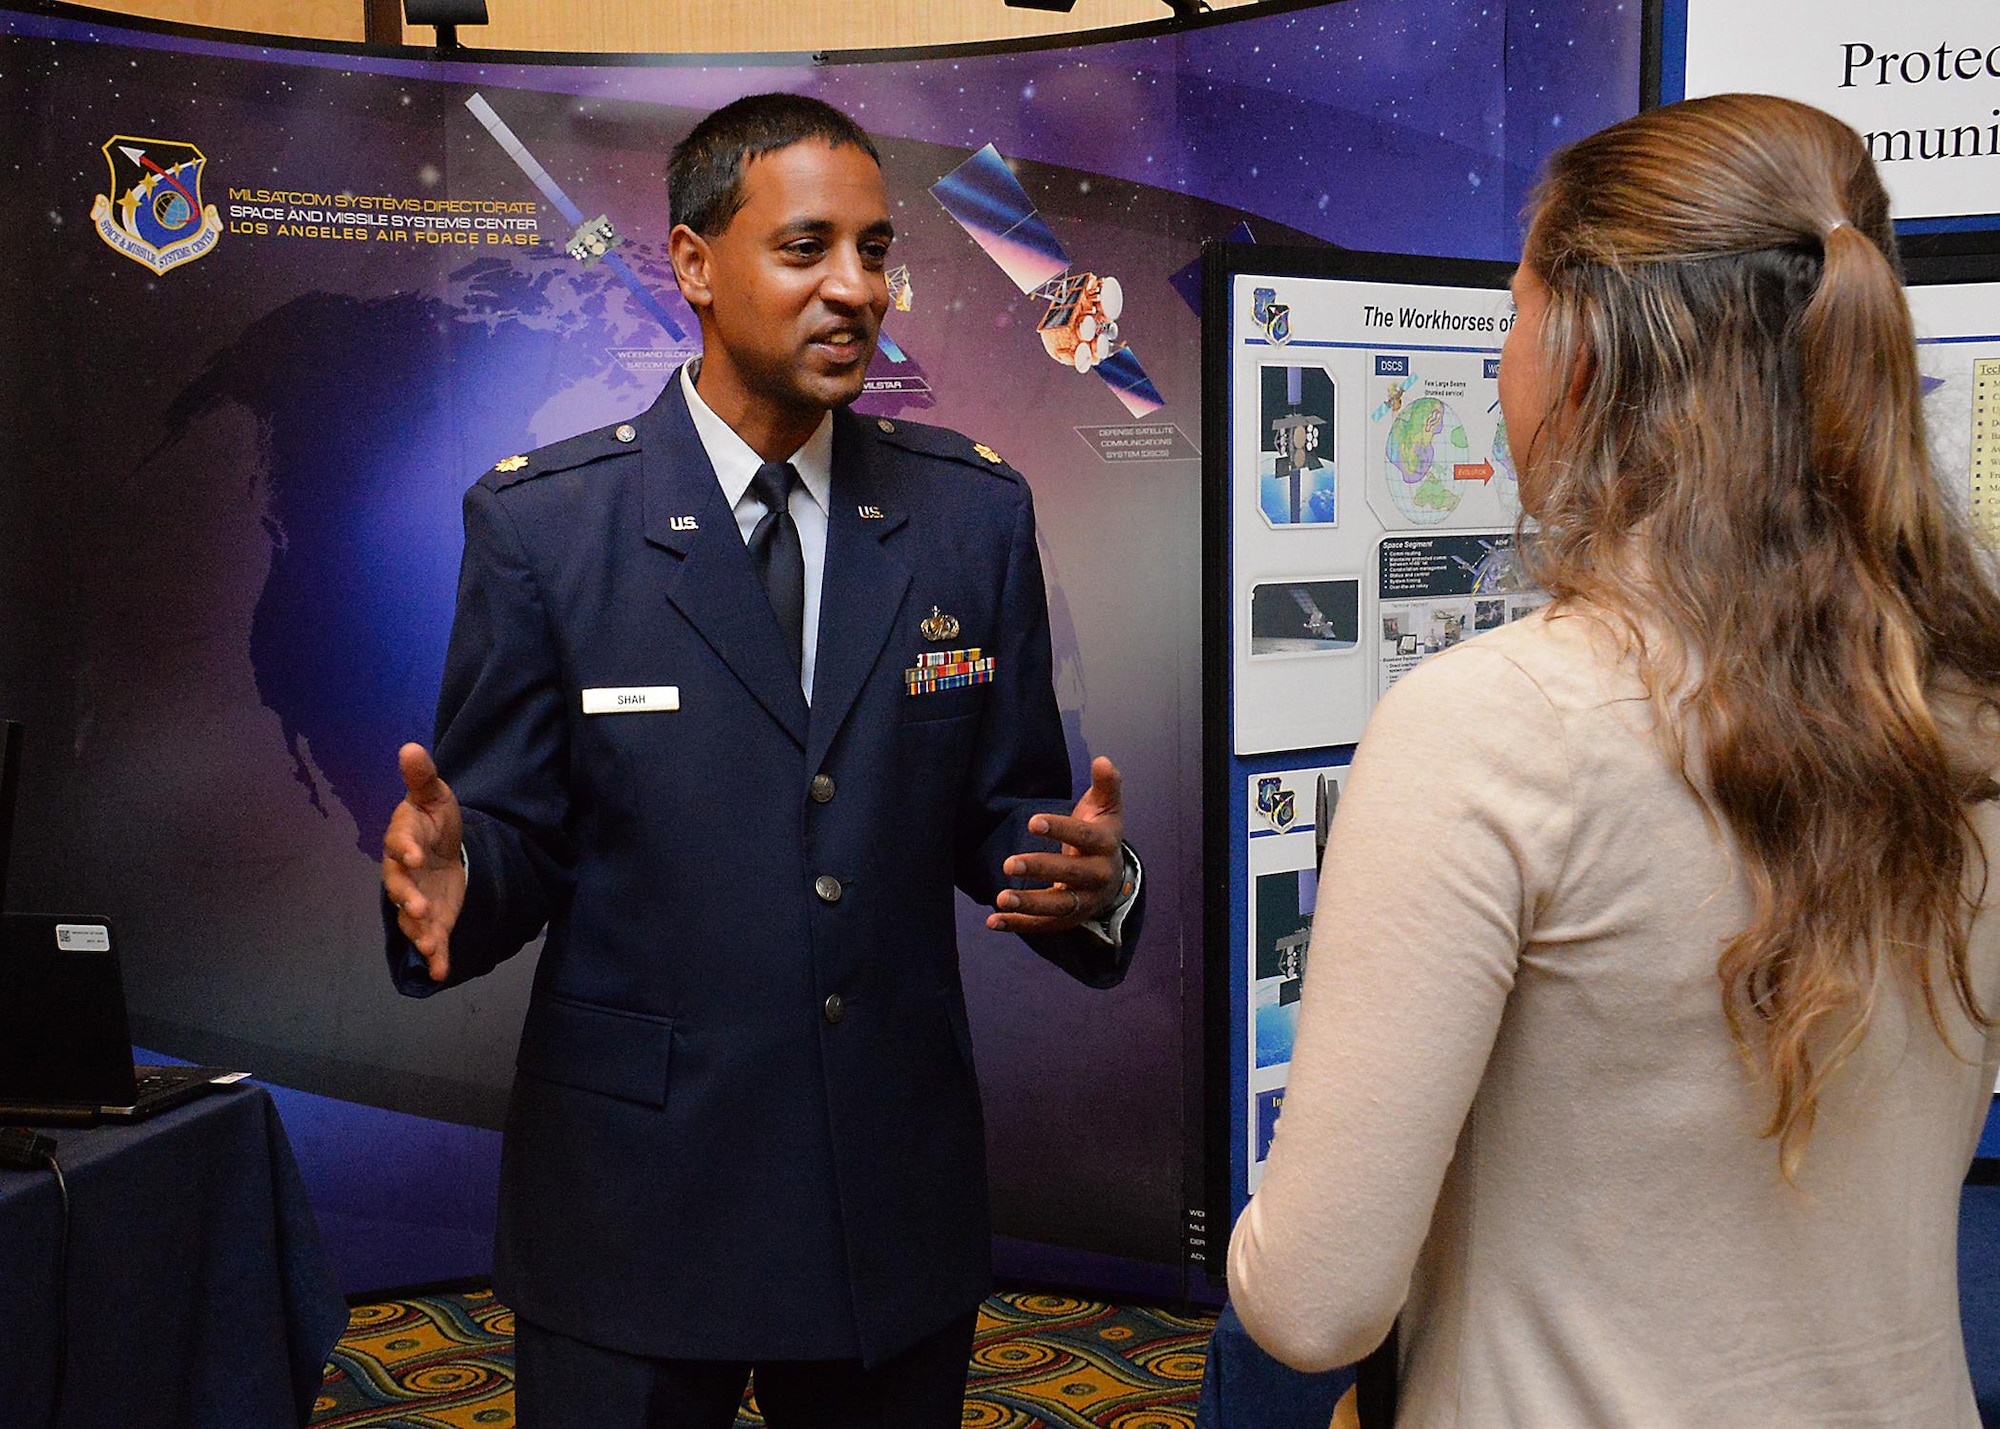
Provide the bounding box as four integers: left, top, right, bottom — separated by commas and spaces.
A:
311, 1287, 1217, 1428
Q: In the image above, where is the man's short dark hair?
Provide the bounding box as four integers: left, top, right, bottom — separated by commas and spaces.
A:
669, 93, 881, 237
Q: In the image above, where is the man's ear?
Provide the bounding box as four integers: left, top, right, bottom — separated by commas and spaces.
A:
668, 223, 712, 312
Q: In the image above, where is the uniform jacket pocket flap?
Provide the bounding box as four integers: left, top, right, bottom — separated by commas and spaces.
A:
517, 995, 673, 1106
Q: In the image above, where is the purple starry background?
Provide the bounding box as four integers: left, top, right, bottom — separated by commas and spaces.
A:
7, 0, 1638, 257
0, 0, 1638, 1293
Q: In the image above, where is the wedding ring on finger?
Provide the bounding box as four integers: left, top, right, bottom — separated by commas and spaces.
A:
1065, 888, 1081, 918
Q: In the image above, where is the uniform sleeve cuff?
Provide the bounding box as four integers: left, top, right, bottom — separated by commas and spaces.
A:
1083, 843, 1142, 948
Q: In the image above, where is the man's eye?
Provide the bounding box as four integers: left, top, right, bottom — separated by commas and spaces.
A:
784, 240, 824, 260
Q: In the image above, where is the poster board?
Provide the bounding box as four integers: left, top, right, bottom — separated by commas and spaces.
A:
1893, 254, 2000, 1120
1217, 252, 1530, 756
1908, 252, 2000, 547
1200, 243, 2000, 1266
1201, 244, 1525, 1263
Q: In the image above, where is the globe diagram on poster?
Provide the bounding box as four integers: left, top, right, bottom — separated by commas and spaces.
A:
1383, 396, 1471, 525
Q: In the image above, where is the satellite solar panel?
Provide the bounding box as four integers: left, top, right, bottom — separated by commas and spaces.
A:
466, 92, 686, 341
1096, 348, 1166, 417
931, 144, 1070, 294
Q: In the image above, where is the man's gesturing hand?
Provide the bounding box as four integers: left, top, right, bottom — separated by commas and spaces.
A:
381, 743, 466, 983
987, 756, 1129, 935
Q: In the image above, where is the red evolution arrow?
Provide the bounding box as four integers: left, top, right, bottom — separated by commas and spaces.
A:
119, 145, 201, 225
1453, 460, 1494, 484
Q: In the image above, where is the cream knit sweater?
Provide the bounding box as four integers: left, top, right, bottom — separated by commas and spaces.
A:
1228, 607, 2000, 1427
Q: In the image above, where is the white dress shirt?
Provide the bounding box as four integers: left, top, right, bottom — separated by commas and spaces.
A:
681, 362, 830, 704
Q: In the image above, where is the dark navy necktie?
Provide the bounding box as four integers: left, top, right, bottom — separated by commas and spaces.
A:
747, 461, 805, 672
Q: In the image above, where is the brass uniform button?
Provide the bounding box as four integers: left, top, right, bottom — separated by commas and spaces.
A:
814, 874, 843, 904
809, 773, 837, 804
615, 423, 636, 443
823, 993, 847, 1025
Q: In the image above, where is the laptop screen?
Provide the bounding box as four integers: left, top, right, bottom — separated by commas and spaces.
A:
0, 728, 142, 1108
0, 914, 137, 1107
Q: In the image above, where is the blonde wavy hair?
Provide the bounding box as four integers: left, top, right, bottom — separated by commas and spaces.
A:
1517, 93, 2000, 1176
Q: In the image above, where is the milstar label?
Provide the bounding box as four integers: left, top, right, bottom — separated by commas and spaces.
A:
56, 924, 112, 952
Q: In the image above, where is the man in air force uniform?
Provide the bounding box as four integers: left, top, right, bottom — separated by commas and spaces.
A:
379, 94, 1142, 1427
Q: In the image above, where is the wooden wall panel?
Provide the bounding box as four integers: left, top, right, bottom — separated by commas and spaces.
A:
88, 0, 364, 42
470, 0, 1259, 54
81, 0, 1259, 53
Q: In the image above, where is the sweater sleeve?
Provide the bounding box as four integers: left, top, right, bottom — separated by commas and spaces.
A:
1226, 641, 1576, 1371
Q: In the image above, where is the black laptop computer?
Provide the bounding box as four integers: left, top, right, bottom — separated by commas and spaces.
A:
0, 722, 241, 1126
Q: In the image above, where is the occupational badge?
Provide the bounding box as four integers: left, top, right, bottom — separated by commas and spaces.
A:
919, 605, 961, 641
90, 135, 223, 276
1255, 776, 1297, 832
1252, 285, 1292, 346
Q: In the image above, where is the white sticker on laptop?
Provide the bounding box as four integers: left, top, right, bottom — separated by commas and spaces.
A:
582, 685, 680, 715
56, 924, 110, 952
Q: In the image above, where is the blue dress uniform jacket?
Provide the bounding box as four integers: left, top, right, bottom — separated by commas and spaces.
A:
385, 375, 1141, 1367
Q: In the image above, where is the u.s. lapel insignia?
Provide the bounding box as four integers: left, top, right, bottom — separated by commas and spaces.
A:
494, 455, 529, 472
920, 605, 961, 641
669, 515, 699, 532
857, 505, 884, 520
972, 442, 1003, 465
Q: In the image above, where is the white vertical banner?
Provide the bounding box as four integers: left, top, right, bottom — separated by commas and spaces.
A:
1678, 1, 2000, 221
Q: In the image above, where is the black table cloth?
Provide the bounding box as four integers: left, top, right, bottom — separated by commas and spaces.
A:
0, 1084, 346, 1428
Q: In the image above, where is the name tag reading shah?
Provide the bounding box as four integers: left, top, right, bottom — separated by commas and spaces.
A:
582, 686, 681, 715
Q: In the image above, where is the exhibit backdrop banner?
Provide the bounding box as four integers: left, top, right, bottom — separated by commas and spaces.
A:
1656, 0, 2000, 229
1202, 244, 1524, 1259
0, 0, 1639, 1293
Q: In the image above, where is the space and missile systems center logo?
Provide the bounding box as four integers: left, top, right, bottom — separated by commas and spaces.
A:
90, 135, 223, 275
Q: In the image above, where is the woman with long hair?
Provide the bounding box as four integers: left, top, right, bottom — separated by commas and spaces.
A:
1228, 94, 2000, 1426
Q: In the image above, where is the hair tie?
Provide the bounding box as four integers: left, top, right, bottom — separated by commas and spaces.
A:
1823, 218, 1851, 239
